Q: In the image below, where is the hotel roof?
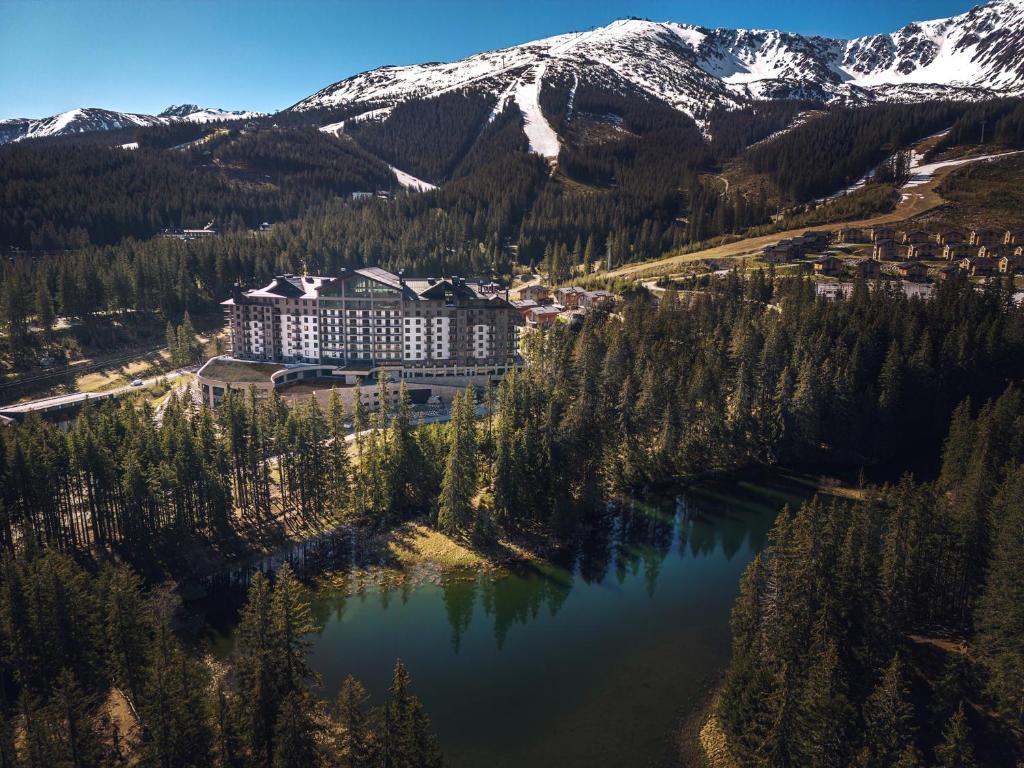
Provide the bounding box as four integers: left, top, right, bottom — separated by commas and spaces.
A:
223, 268, 510, 305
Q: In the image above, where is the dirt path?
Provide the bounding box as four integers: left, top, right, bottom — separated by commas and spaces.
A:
602, 161, 966, 281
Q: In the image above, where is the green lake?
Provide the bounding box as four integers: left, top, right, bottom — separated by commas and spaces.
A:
208, 471, 818, 767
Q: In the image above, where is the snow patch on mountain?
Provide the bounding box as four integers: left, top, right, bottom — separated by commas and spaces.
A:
390, 165, 437, 191
514, 63, 560, 158
903, 150, 1024, 187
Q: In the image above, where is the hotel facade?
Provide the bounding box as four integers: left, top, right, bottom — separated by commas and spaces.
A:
202, 268, 521, 407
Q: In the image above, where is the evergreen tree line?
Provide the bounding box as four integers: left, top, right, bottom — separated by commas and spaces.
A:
715, 386, 1024, 766
929, 97, 1024, 157
745, 101, 975, 202
3, 271, 1024, 563
0, 128, 396, 251
0, 552, 442, 767
1, 90, 857, 330
705, 100, 823, 159
165, 313, 203, 368
347, 90, 497, 184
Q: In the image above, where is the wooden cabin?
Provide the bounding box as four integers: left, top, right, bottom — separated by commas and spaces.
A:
901, 230, 931, 245
978, 244, 1010, 260
895, 262, 928, 282
870, 226, 896, 243
800, 231, 831, 252
907, 242, 938, 259
934, 229, 966, 245
836, 227, 865, 244
812, 255, 842, 277
853, 259, 881, 278
1004, 228, 1024, 246
872, 239, 900, 261
762, 241, 796, 264
970, 227, 1003, 247
943, 243, 973, 260
959, 257, 997, 277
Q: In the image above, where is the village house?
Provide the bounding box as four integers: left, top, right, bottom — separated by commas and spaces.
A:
998, 255, 1019, 274
977, 244, 1010, 260
895, 262, 928, 282
836, 227, 865, 244
943, 243, 974, 260
510, 299, 539, 320
853, 259, 881, 279
1004, 228, 1024, 246
762, 240, 796, 263
872, 239, 900, 261
869, 226, 896, 243
812, 254, 842, 277
907, 242, 939, 259
581, 290, 616, 310
934, 229, 966, 245
515, 283, 550, 302
555, 286, 588, 309
526, 305, 561, 328
901, 230, 930, 245
800, 231, 831, 252
970, 227, 1003, 247
788, 235, 815, 255
960, 257, 997, 277
938, 265, 960, 281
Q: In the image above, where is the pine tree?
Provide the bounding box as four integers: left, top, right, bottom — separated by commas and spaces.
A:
793, 634, 854, 768
380, 661, 442, 768
326, 388, 352, 519
862, 656, 915, 768
49, 668, 102, 768
35, 271, 55, 336
270, 563, 319, 694
976, 466, 1024, 724
437, 389, 477, 537
98, 565, 149, 707
233, 572, 278, 766
137, 590, 213, 768
935, 704, 977, 768
271, 691, 320, 768
332, 675, 375, 768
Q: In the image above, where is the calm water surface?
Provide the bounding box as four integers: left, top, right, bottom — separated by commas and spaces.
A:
208, 471, 816, 767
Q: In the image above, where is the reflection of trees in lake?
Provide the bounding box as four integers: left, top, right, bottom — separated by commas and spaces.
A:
480, 564, 574, 649
440, 575, 477, 653
610, 500, 675, 597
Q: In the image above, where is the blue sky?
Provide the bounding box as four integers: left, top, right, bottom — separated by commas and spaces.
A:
1, 0, 984, 119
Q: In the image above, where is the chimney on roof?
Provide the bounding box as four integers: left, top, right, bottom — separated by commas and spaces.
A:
398, 268, 405, 287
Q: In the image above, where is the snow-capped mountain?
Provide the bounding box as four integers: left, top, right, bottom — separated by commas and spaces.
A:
0, 108, 169, 145
0, 104, 262, 145
291, 0, 1024, 126
158, 104, 266, 122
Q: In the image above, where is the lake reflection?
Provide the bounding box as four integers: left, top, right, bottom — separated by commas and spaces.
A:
207, 470, 812, 768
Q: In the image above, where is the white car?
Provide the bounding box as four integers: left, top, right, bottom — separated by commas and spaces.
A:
130, 379, 144, 387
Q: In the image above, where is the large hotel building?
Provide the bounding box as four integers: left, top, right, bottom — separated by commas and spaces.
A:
214, 267, 520, 389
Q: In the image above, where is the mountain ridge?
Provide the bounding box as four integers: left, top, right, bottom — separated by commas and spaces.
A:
291, 1, 1024, 125
0, 104, 264, 145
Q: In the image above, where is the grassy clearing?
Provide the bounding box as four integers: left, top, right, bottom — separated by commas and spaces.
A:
387, 522, 489, 569
75, 353, 171, 392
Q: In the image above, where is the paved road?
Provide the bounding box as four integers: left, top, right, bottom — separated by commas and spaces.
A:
0, 370, 188, 418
